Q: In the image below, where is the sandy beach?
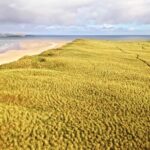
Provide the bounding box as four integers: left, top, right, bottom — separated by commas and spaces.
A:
0, 40, 68, 65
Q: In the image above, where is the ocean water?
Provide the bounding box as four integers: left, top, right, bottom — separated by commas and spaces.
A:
0, 40, 21, 53
0, 35, 150, 53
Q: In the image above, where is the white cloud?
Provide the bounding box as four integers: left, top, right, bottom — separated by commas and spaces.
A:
0, 0, 149, 26
0, 0, 149, 34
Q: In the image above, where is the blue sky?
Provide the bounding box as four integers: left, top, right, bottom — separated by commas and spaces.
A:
0, 0, 150, 35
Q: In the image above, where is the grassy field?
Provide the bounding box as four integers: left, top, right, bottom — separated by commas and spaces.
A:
0, 39, 149, 149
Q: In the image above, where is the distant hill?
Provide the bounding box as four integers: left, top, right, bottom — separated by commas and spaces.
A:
0, 33, 27, 38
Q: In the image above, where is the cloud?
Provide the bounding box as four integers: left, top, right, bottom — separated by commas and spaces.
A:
0, 0, 149, 34
0, 0, 150, 25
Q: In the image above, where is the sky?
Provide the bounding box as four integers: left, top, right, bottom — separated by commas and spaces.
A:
0, 0, 150, 35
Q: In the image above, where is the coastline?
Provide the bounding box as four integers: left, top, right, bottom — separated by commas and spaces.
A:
0, 40, 69, 65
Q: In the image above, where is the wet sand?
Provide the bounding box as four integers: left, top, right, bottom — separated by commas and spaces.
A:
0, 40, 69, 65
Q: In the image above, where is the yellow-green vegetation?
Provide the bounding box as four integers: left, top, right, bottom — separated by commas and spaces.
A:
0, 39, 150, 150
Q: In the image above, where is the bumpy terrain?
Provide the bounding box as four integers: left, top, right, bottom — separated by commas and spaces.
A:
0, 39, 150, 149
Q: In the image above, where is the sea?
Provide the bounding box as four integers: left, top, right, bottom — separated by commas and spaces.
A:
0, 35, 150, 53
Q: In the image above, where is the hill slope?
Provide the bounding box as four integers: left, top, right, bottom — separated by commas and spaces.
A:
0, 39, 149, 149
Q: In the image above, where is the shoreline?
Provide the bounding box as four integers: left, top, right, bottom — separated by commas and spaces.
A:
0, 40, 69, 65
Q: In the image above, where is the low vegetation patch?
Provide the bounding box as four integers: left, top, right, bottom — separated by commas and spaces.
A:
0, 39, 149, 149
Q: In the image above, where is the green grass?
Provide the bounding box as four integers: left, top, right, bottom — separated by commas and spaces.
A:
0, 39, 149, 149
